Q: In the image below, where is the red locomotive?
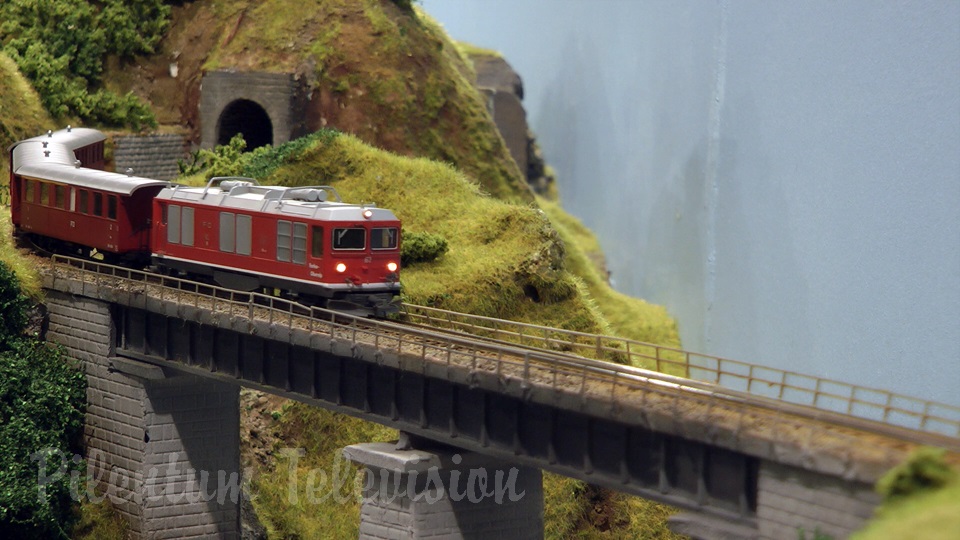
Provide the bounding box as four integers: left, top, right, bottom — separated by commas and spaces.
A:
9, 127, 402, 315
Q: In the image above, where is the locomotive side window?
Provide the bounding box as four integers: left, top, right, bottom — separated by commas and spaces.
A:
79, 190, 89, 213
168, 205, 181, 243
55, 185, 66, 209
40, 183, 49, 206
293, 223, 307, 264
107, 195, 117, 220
220, 212, 236, 253
181, 206, 194, 246
236, 215, 252, 256
333, 228, 365, 250
24, 180, 34, 203
93, 193, 103, 216
311, 226, 324, 257
371, 228, 398, 250
277, 220, 291, 262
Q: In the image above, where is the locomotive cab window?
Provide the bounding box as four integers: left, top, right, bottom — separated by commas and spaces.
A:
371, 228, 398, 250
333, 228, 365, 250
311, 226, 324, 257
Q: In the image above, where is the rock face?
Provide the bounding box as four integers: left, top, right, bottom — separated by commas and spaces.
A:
470, 53, 554, 195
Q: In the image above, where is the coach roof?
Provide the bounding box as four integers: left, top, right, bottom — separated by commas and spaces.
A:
11, 128, 169, 196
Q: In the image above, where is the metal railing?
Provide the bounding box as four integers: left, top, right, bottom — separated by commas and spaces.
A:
400, 303, 960, 439
45, 255, 960, 449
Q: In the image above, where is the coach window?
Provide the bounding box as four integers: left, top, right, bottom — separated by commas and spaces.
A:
55, 185, 66, 209
24, 180, 34, 203
93, 193, 103, 216
40, 183, 49, 206
78, 190, 89, 214
311, 226, 324, 257
107, 195, 117, 219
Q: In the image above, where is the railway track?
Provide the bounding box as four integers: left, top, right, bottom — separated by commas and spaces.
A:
40, 254, 960, 461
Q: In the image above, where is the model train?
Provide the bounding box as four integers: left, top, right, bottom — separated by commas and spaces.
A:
8, 127, 401, 315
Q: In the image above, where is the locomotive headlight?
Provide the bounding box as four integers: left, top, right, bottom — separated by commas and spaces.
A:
336, 263, 347, 273
362, 209, 373, 219
387, 262, 398, 272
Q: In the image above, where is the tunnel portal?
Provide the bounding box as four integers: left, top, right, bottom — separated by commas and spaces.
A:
217, 99, 274, 150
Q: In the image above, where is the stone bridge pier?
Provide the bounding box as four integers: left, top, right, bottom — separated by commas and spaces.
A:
46, 291, 241, 539
343, 438, 544, 540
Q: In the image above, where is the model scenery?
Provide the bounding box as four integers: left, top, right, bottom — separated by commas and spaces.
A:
8, 126, 402, 316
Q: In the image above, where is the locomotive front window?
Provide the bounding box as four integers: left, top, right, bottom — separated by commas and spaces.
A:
371, 228, 398, 250
333, 228, 365, 250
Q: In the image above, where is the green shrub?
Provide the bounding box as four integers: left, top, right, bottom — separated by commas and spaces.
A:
178, 133, 249, 178
877, 447, 956, 502
241, 129, 340, 179
0, 260, 30, 346
401, 230, 448, 265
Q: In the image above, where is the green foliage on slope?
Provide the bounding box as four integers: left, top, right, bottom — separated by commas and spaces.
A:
0, 0, 166, 129
0, 262, 86, 538
853, 449, 960, 540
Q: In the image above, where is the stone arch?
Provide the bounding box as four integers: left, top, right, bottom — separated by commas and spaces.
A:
199, 71, 307, 150
217, 99, 274, 150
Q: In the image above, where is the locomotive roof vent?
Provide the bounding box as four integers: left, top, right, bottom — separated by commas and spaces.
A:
283, 186, 343, 204
220, 180, 255, 192
288, 188, 327, 202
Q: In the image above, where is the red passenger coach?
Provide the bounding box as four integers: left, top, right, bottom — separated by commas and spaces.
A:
151, 178, 402, 315
9, 127, 169, 261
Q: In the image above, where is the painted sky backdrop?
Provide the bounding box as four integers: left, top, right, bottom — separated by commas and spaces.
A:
422, 0, 960, 408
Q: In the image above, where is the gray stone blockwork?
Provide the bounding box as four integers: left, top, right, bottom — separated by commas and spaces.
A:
113, 134, 189, 181
345, 443, 544, 540
199, 70, 306, 149
757, 461, 880, 539
45, 291, 241, 539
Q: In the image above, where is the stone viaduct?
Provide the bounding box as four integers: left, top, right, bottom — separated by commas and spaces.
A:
38, 261, 960, 540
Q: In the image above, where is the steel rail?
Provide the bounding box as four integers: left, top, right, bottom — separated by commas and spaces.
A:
45, 255, 960, 450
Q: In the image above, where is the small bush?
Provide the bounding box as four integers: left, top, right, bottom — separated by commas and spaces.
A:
877, 447, 956, 502
401, 230, 448, 265
0, 261, 30, 346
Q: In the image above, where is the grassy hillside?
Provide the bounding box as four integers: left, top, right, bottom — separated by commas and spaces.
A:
0, 51, 51, 296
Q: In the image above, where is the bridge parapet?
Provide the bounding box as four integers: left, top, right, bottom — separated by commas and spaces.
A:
402, 304, 960, 440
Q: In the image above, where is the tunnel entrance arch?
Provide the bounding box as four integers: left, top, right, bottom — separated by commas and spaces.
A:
199, 71, 306, 150
217, 99, 273, 150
